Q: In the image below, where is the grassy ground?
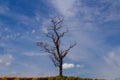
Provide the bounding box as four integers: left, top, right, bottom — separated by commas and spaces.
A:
0, 76, 105, 80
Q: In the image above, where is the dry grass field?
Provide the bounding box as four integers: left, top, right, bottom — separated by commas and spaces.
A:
0, 76, 105, 80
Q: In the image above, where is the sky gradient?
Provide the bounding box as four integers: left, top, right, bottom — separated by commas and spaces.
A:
0, 0, 120, 79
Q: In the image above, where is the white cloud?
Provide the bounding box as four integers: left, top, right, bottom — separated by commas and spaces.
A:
105, 11, 120, 22
63, 63, 74, 69
23, 52, 48, 57
41, 27, 48, 34
41, 18, 51, 34
32, 29, 35, 34
62, 63, 83, 69
0, 54, 14, 66
4, 27, 9, 31
95, 47, 120, 79
5, 62, 11, 66
104, 48, 120, 67
50, 0, 77, 18
34, 12, 42, 21
103, 0, 120, 22
0, 5, 10, 14
5, 35, 13, 39
76, 64, 83, 68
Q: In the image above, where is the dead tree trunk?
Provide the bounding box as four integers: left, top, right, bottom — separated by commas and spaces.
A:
37, 16, 76, 76
59, 57, 63, 76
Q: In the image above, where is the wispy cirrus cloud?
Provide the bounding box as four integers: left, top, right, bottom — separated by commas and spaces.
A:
0, 54, 14, 66
104, 49, 120, 66
23, 51, 48, 57
49, 0, 120, 79
98, 47, 120, 79
0, 0, 120, 79
0, 4, 10, 15
50, 0, 78, 18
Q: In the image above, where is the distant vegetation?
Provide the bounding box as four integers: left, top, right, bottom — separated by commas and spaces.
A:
0, 76, 105, 80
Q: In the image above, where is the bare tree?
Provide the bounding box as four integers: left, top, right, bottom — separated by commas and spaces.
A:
36, 16, 76, 76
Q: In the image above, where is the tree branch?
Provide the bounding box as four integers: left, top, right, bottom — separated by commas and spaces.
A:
36, 42, 55, 54
62, 43, 77, 57
49, 55, 59, 67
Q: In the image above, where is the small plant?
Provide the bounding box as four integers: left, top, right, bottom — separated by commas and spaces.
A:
32, 78, 38, 80
2, 76, 8, 80
14, 78, 20, 80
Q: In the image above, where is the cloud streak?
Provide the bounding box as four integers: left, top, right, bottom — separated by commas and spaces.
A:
0, 0, 120, 79
50, 0, 77, 18
49, 0, 120, 79
0, 54, 14, 66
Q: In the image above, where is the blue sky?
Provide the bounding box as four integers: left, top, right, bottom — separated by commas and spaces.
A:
0, 0, 120, 79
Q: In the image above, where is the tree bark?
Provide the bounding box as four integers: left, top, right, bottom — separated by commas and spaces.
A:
59, 58, 63, 76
